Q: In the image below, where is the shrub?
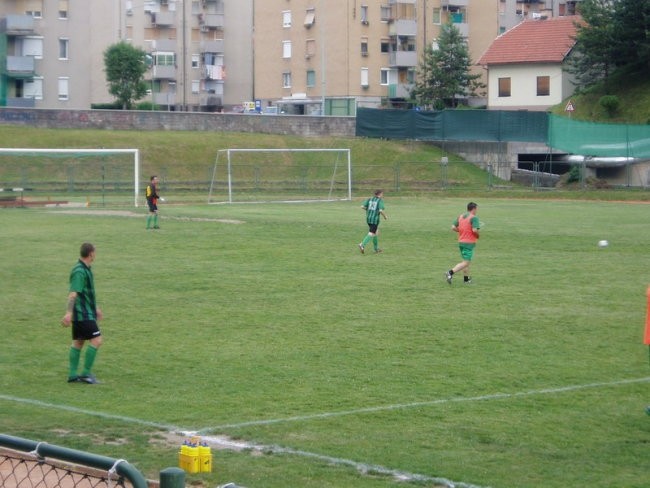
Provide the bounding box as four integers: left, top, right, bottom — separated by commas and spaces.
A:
599, 95, 620, 117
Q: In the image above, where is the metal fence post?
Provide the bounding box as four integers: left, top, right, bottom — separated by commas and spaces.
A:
160, 467, 185, 488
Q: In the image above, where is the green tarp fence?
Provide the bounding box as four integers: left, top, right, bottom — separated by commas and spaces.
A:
356, 108, 548, 142
548, 114, 650, 158
357, 108, 650, 158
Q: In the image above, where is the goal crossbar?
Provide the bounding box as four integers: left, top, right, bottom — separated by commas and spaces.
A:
208, 148, 352, 204
0, 148, 140, 207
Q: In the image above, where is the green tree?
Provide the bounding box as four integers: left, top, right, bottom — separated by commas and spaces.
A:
566, 0, 618, 91
612, 0, 650, 73
411, 23, 483, 109
104, 42, 148, 110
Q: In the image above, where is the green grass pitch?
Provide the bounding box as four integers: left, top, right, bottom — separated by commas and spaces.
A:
1, 197, 649, 488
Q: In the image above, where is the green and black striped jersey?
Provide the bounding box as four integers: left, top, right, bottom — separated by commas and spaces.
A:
69, 259, 97, 321
363, 196, 385, 225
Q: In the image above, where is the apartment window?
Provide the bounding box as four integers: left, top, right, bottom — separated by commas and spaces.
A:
361, 67, 369, 87
26, 10, 43, 18
282, 72, 292, 88
305, 39, 316, 59
304, 8, 315, 28
498, 77, 511, 97
191, 80, 200, 94
537, 75, 550, 96
380, 6, 391, 22
283, 40, 292, 58
21, 37, 43, 59
380, 68, 390, 85
191, 54, 200, 68
306, 70, 316, 87
361, 37, 368, 56
380, 39, 390, 53
154, 52, 175, 66
24, 76, 43, 100
58, 38, 69, 60
360, 5, 368, 24
283, 10, 291, 28
432, 8, 441, 24
58, 77, 69, 100
58, 0, 69, 19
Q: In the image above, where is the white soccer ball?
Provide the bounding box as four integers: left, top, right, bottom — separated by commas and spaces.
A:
598, 240, 609, 248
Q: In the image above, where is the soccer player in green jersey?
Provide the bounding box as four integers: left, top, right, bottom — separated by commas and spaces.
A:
445, 202, 480, 284
358, 189, 388, 254
61, 242, 103, 384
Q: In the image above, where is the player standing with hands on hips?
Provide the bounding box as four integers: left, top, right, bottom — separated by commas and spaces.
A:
445, 202, 480, 285
61, 242, 103, 384
358, 189, 387, 254
146, 175, 163, 229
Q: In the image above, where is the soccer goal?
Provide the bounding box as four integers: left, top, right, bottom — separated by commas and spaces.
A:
207, 148, 352, 204
0, 148, 140, 207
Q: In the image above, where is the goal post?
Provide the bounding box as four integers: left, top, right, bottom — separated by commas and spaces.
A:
0, 148, 140, 207
208, 148, 352, 204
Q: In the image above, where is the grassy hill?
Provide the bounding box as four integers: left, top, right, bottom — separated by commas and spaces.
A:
550, 67, 650, 124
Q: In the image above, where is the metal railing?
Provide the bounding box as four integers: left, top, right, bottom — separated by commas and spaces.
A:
0, 434, 148, 488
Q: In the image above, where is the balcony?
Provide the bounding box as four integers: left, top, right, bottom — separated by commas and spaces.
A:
152, 11, 175, 26
6, 56, 35, 78
389, 51, 417, 67
203, 64, 225, 81
203, 14, 224, 29
150, 39, 176, 51
388, 83, 413, 99
389, 19, 417, 37
1, 15, 34, 35
152, 65, 176, 79
5, 97, 36, 108
441, 0, 469, 7
200, 39, 224, 53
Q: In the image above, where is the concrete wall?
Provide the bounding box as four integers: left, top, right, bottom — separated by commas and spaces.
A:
0, 108, 356, 137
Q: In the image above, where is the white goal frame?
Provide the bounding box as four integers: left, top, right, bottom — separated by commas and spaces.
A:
0, 148, 140, 207
208, 148, 352, 204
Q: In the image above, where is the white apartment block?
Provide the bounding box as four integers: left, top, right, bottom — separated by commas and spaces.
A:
0, 0, 581, 113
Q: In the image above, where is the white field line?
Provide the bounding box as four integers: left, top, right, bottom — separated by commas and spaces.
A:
199, 376, 650, 431
2, 377, 649, 488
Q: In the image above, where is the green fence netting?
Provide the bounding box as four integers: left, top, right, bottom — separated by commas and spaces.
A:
356, 108, 548, 142
356, 108, 650, 159
548, 114, 650, 158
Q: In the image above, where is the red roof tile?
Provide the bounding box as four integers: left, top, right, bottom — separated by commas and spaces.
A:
478, 16, 583, 66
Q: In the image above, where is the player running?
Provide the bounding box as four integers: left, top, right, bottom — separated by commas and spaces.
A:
358, 189, 388, 254
445, 201, 480, 284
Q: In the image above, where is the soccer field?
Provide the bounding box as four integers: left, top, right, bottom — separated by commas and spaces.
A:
1, 197, 649, 488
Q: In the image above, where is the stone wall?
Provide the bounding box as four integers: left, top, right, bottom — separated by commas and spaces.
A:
0, 108, 356, 138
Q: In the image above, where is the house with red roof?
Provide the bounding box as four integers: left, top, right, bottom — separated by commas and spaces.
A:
477, 16, 582, 110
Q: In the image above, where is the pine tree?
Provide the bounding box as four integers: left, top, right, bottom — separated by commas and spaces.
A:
566, 0, 618, 91
411, 23, 483, 110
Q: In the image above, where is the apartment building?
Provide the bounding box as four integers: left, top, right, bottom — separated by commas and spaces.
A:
0, 0, 582, 112
0, 0, 253, 111
254, 0, 501, 115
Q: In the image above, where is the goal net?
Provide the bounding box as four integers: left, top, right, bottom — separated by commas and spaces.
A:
0, 148, 140, 207
208, 148, 352, 204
